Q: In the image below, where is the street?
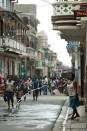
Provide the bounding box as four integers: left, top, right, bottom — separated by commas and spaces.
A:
0, 95, 68, 131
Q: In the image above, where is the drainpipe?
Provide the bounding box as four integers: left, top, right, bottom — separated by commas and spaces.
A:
80, 44, 85, 98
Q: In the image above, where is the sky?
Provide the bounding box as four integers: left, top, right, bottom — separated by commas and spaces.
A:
18, 0, 72, 67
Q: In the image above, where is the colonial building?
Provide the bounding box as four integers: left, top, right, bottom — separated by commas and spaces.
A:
47, 49, 57, 77
37, 31, 49, 77
51, 0, 87, 110
14, 4, 39, 77
0, 0, 29, 78
37, 31, 58, 77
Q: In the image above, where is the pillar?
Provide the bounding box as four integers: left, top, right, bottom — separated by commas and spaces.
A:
84, 29, 87, 111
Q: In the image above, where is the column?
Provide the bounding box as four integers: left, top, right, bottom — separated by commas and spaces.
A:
84, 29, 87, 112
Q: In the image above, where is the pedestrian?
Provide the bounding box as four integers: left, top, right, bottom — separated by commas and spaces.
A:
67, 73, 80, 120
16, 87, 23, 103
32, 77, 39, 101
23, 79, 28, 101
5, 76, 15, 110
38, 78, 42, 95
43, 76, 48, 95
48, 78, 52, 95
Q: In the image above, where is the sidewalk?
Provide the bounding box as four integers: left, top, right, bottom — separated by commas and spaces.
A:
53, 99, 87, 131
64, 106, 87, 131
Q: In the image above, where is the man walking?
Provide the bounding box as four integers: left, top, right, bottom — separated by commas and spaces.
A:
5, 76, 14, 110
32, 77, 39, 101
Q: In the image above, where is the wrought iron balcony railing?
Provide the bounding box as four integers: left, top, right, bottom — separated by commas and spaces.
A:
53, 1, 81, 16
0, 36, 26, 54
35, 61, 43, 69
26, 47, 37, 59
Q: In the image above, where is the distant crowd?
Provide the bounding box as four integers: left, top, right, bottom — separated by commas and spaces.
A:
0, 73, 80, 120
0, 75, 68, 110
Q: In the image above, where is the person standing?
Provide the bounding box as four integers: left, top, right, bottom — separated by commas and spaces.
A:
38, 78, 42, 95
5, 76, 15, 110
43, 76, 48, 95
32, 77, 39, 101
23, 78, 29, 101
67, 73, 80, 120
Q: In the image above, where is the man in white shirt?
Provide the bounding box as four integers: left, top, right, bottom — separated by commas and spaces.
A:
5, 76, 14, 110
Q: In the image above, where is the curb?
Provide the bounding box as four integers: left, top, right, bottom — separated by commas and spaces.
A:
52, 100, 69, 131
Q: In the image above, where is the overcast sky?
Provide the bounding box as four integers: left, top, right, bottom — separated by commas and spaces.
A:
18, 0, 71, 67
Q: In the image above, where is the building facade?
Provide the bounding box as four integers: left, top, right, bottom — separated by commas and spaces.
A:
0, 0, 29, 78
51, 0, 87, 110
14, 4, 39, 77
0, 1, 61, 80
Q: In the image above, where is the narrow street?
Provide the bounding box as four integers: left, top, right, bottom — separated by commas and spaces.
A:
0, 95, 68, 131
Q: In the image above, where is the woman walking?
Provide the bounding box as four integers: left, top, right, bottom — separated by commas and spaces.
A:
67, 73, 80, 120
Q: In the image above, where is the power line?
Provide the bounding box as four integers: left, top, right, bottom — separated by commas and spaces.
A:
39, 0, 52, 5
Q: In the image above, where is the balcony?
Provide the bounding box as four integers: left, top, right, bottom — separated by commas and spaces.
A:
48, 61, 55, 68
35, 61, 43, 69
0, 37, 26, 55
51, 0, 86, 41
0, 1, 18, 11
26, 47, 37, 59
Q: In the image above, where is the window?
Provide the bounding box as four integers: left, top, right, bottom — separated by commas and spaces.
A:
6, 0, 10, 10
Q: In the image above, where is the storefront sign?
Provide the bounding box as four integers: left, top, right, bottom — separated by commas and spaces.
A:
74, 10, 87, 17
66, 41, 80, 49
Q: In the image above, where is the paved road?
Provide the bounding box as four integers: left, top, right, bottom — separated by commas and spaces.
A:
0, 95, 68, 131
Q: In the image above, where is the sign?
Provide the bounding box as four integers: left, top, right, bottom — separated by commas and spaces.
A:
66, 41, 80, 49
74, 10, 87, 17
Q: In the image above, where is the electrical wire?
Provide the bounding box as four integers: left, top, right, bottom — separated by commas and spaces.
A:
37, 0, 53, 5
36, 0, 54, 7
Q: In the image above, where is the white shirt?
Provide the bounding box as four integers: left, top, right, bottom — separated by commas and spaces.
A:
67, 81, 76, 96
6, 80, 14, 92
